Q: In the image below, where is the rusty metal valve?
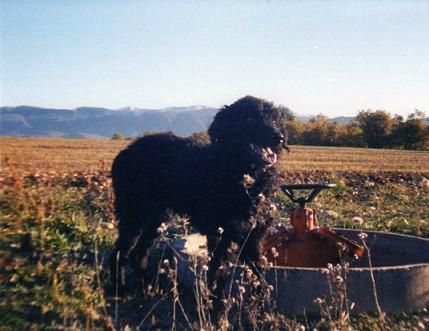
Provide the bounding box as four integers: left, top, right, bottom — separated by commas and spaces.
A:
262, 183, 364, 267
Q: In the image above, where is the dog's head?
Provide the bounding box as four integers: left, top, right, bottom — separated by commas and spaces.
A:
208, 96, 290, 168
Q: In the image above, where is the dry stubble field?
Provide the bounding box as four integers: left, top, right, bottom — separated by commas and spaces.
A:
1, 137, 429, 330
1, 137, 429, 173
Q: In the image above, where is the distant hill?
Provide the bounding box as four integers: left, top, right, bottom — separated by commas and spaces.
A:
1, 106, 427, 138
295, 115, 355, 124
0, 106, 218, 138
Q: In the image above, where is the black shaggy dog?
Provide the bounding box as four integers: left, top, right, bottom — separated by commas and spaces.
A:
110, 96, 289, 291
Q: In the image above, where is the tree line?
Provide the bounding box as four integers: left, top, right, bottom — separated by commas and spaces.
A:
112, 107, 428, 151
285, 109, 429, 150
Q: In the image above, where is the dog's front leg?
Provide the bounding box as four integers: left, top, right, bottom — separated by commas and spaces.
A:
206, 233, 232, 313
238, 220, 269, 272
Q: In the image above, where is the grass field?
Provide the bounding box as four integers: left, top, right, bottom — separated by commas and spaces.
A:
2, 136, 429, 173
1, 137, 428, 330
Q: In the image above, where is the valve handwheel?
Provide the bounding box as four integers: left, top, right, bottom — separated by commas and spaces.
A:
281, 183, 337, 208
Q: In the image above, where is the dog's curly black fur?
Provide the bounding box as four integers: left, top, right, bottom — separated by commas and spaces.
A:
110, 96, 289, 291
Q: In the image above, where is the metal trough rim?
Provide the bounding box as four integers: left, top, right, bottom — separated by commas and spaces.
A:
266, 228, 429, 272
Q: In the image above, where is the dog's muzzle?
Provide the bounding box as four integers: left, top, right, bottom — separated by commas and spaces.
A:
249, 144, 278, 167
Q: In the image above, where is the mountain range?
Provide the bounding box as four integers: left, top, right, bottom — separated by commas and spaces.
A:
1, 106, 427, 138
0, 106, 218, 138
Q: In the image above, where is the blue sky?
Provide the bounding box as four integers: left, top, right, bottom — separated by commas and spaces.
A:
1, 1, 428, 117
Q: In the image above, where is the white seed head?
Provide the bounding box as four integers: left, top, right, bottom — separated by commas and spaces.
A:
157, 222, 168, 234
352, 216, 364, 225
326, 210, 339, 219
358, 232, 368, 240
314, 297, 324, 304
243, 174, 256, 187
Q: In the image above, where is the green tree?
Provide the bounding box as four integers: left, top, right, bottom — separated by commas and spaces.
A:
301, 115, 339, 146
112, 133, 124, 140
277, 105, 295, 122
340, 122, 366, 147
356, 110, 394, 148
284, 120, 305, 145
392, 110, 429, 150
